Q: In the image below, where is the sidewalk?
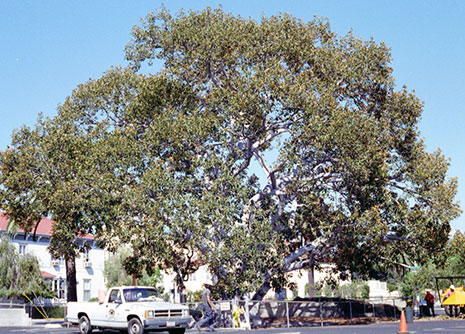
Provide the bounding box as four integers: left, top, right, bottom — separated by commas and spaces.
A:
32, 319, 66, 328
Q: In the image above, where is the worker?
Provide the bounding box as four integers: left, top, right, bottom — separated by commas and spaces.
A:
424, 290, 435, 317
444, 285, 458, 316
445, 285, 455, 299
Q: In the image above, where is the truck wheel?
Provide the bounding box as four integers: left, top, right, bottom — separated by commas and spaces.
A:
79, 315, 92, 334
128, 318, 144, 334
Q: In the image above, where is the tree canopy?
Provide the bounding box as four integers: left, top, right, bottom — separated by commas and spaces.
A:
0, 7, 461, 299
0, 114, 119, 301
123, 7, 461, 296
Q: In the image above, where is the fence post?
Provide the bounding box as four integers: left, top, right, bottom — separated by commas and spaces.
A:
286, 301, 290, 328
244, 296, 251, 330
349, 300, 352, 325
393, 299, 396, 319
372, 302, 375, 322
319, 297, 323, 327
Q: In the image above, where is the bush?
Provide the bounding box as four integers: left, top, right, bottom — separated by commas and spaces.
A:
29, 305, 66, 319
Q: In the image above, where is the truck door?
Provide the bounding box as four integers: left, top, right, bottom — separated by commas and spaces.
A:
89, 298, 108, 327
105, 289, 126, 328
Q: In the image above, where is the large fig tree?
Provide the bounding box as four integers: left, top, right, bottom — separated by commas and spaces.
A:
122, 8, 460, 298
2, 7, 460, 300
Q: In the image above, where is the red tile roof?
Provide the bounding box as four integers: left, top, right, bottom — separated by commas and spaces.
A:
0, 211, 93, 239
40, 271, 56, 279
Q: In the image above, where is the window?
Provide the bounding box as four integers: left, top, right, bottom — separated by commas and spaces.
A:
53, 278, 65, 299
83, 279, 91, 301
123, 288, 159, 302
51, 257, 64, 266
108, 289, 121, 303
83, 247, 89, 260
82, 248, 90, 264
189, 273, 196, 281
18, 244, 27, 255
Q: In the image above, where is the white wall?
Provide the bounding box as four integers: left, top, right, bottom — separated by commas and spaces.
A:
75, 247, 106, 301
10, 236, 105, 302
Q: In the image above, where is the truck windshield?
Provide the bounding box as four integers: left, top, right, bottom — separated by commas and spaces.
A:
123, 288, 161, 302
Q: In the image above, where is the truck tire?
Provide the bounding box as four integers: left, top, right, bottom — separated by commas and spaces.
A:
79, 315, 92, 334
128, 318, 144, 334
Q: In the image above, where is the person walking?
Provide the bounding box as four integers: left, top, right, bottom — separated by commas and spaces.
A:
196, 284, 216, 332
424, 290, 435, 317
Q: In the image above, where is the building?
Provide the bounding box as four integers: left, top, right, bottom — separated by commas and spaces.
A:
0, 212, 105, 302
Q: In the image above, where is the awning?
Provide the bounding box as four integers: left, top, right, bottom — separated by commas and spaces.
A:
40, 271, 56, 279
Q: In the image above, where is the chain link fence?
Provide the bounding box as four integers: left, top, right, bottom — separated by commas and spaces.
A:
185, 297, 404, 329
26, 299, 67, 319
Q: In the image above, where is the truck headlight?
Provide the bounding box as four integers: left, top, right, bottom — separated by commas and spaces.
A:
183, 309, 189, 317
145, 310, 155, 318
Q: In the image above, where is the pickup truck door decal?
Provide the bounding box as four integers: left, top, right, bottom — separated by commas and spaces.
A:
108, 308, 116, 317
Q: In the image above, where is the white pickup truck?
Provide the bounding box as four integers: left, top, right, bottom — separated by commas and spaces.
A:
66, 286, 191, 334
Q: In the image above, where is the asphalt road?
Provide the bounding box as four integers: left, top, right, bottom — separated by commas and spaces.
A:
3, 319, 465, 334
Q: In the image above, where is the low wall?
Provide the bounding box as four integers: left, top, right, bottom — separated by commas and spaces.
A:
0, 308, 32, 327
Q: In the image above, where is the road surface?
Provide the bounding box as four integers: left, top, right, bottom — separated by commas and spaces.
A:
2, 318, 465, 334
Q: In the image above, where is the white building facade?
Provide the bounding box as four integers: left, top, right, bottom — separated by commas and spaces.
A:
0, 212, 105, 302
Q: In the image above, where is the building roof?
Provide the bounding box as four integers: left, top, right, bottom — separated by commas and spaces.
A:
0, 211, 94, 239
40, 271, 56, 279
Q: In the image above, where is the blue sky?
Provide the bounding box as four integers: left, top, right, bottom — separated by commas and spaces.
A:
1, 0, 464, 231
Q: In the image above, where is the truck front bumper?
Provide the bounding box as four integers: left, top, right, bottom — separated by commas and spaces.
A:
143, 316, 191, 330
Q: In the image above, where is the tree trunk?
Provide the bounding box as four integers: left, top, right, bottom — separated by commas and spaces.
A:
307, 265, 316, 298
251, 281, 271, 301
65, 256, 77, 302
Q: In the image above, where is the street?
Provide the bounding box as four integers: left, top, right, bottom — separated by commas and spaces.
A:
3, 319, 465, 334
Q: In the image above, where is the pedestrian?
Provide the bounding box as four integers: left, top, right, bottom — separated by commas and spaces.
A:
196, 283, 216, 332
424, 290, 435, 317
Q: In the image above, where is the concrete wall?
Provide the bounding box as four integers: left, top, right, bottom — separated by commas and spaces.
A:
0, 309, 31, 327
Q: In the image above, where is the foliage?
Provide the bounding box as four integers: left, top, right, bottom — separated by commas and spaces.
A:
386, 231, 465, 296
104, 246, 165, 296
31, 305, 66, 319
361, 283, 370, 300
123, 7, 461, 297
314, 279, 370, 299
186, 290, 203, 302
442, 231, 465, 277
0, 105, 124, 300
398, 271, 419, 298
0, 237, 54, 299
1, 7, 461, 300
